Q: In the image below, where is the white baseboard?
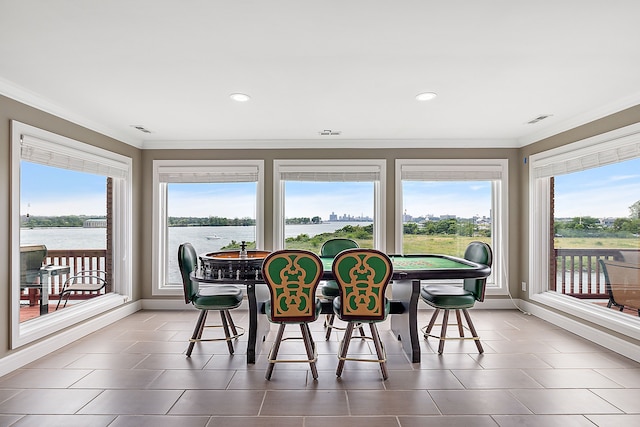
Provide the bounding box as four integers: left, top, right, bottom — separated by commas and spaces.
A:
0, 301, 142, 377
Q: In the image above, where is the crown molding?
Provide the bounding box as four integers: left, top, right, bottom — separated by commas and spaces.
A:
517, 91, 640, 147
141, 138, 518, 150
0, 77, 143, 149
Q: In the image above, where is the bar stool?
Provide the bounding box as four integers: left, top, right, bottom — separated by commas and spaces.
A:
261, 250, 323, 380
331, 248, 393, 380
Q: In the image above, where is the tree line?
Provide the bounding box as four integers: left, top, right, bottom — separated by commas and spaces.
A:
21, 215, 103, 228
404, 218, 491, 237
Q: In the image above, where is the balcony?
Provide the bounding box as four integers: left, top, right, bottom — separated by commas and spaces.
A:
20, 249, 109, 322
553, 248, 640, 314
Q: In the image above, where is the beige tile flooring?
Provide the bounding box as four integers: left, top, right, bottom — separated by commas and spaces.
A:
1, 308, 639, 426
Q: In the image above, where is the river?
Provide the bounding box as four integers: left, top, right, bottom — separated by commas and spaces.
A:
21, 222, 372, 283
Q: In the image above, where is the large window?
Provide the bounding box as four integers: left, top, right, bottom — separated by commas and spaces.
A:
396, 159, 508, 292
529, 122, 640, 339
152, 160, 264, 295
11, 121, 132, 348
273, 160, 386, 252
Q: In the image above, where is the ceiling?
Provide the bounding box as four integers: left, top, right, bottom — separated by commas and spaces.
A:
2, 0, 640, 149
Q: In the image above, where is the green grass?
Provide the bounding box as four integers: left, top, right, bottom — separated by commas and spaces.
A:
554, 237, 640, 249
283, 234, 491, 257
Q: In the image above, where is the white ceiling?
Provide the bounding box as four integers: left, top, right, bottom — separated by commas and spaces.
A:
2, 0, 640, 149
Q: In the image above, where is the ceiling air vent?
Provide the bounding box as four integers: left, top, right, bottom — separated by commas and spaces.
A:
527, 114, 553, 124
319, 129, 342, 136
131, 125, 152, 133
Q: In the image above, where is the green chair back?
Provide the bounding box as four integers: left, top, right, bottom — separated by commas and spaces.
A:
321, 238, 359, 257
332, 248, 393, 321
462, 241, 493, 302
178, 243, 200, 304
262, 250, 323, 322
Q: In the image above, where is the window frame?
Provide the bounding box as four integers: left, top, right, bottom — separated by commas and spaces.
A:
10, 121, 133, 349
151, 159, 265, 295
272, 159, 386, 250
528, 122, 640, 340
395, 158, 509, 294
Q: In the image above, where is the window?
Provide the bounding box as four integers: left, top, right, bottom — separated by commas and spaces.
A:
529, 122, 640, 340
11, 121, 132, 348
396, 159, 508, 292
273, 160, 386, 251
152, 160, 264, 295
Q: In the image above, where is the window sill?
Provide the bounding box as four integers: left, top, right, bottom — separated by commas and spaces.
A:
531, 291, 640, 341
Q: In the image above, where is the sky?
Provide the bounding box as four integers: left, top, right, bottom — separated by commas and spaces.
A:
20, 157, 640, 220
554, 158, 640, 218
21, 162, 107, 217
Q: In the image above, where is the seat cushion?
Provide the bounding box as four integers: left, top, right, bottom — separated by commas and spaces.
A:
265, 298, 322, 323
193, 285, 243, 310
321, 280, 340, 298
420, 284, 476, 309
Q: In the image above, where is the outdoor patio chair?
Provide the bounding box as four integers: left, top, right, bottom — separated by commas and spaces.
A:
420, 241, 493, 354
599, 259, 640, 316
56, 269, 107, 310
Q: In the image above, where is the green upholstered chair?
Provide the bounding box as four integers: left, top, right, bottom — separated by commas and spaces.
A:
421, 241, 493, 354
178, 242, 244, 357
599, 259, 640, 316
332, 248, 393, 380
261, 250, 323, 380
320, 238, 361, 340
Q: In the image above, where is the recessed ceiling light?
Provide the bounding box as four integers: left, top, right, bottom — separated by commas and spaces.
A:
415, 92, 437, 101
230, 93, 251, 102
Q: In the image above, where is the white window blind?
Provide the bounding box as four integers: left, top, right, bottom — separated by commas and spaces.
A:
279, 165, 381, 182
401, 164, 503, 181
533, 139, 640, 179
20, 134, 130, 179
157, 165, 259, 183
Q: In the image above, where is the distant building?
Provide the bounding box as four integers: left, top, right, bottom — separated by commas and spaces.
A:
84, 218, 107, 228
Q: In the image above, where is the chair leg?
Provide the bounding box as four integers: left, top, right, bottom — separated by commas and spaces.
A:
224, 310, 239, 336
462, 309, 483, 354
336, 322, 355, 377
325, 314, 335, 340
219, 310, 234, 355
55, 292, 67, 310
369, 323, 388, 380
301, 324, 318, 380
187, 309, 208, 357
438, 309, 449, 354
266, 323, 286, 380
455, 310, 465, 337
425, 308, 440, 337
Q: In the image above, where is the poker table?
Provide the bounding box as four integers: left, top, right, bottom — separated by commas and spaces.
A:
193, 252, 491, 363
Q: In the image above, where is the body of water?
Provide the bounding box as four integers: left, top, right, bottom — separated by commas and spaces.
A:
21, 222, 372, 283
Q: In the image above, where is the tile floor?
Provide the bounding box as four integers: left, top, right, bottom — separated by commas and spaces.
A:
1, 308, 639, 426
